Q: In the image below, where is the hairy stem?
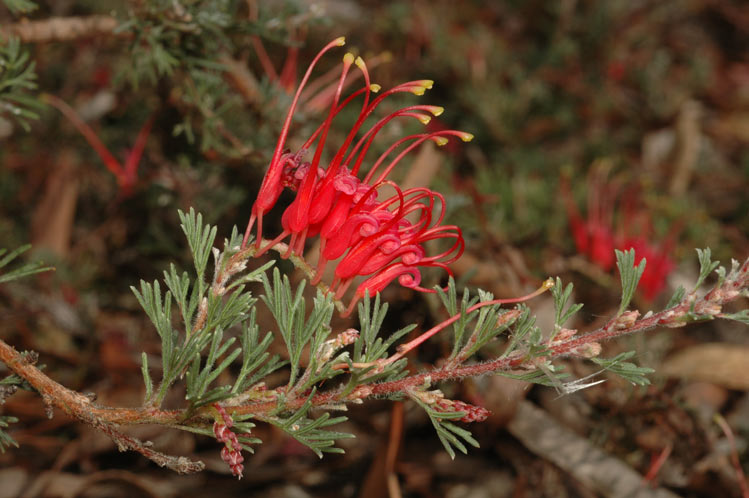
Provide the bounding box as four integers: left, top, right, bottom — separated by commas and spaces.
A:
1, 257, 746, 468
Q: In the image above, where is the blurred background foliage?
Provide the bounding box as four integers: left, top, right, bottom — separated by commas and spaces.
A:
1, 0, 748, 496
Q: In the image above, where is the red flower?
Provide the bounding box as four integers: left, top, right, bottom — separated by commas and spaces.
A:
562, 172, 677, 302
42, 94, 153, 197
242, 38, 471, 315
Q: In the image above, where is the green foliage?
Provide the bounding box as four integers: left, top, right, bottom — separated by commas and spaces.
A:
0, 245, 52, 284
140, 352, 154, 401
104, 0, 330, 156
721, 310, 749, 326
133, 277, 213, 405
345, 292, 412, 386
590, 351, 654, 386
116, 0, 241, 153
132, 279, 174, 341
260, 269, 335, 388
435, 279, 479, 356
3, 202, 748, 468
0, 373, 21, 386
117, 0, 235, 88
434, 279, 521, 364
114, 0, 279, 155
230, 309, 284, 395
203, 279, 254, 333
172, 67, 247, 155
133, 210, 271, 407
499, 306, 540, 358
131, 209, 364, 455
0, 38, 42, 131
178, 208, 216, 285
265, 389, 354, 458
0, 373, 27, 452
615, 249, 647, 315
0, 415, 19, 453
694, 248, 721, 291
550, 277, 583, 338
162, 265, 199, 337
231, 414, 262, 452
411, 394, 480, 460
1, 0, 36, 15
665, 285, 686, 309
495, 366, 570, 388
669, 255, 748, 326
712, 256, 742, 289
353, 293, 399, 363
185, 327, 240, 407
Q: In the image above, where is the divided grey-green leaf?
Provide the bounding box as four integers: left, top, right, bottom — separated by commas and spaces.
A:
551, 278, 583, 338
178, 208, 217, 281
0, 415, 19, 453
694, 248, 721, 291
616, 248, 646, 315
591, 351, 654, 386
0, 245, 52, 284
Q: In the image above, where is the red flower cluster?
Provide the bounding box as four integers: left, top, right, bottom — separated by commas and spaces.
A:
563, 173, 677, 301
212, 403, 244, 479
242, 38, 471, 315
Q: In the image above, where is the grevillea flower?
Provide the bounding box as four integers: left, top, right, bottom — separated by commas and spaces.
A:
42, 94, 154, 198
562, 172, 677, 302
242, 38, 472, 316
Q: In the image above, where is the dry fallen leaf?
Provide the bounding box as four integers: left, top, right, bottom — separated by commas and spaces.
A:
661, 343, 749, 391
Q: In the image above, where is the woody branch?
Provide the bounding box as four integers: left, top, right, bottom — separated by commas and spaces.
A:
2, 256, 746, 428
0, 15, 121, 43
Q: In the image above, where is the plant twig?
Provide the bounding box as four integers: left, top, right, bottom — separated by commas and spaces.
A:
0, 15, 122, 43
0, 339, 203, 472
1, 257, 746, 469
98, 421, 205, 474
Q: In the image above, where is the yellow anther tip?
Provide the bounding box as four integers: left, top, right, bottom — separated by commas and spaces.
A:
369, 83, 382, 93
343, 53, 355, 64
459, 132, 474, 142
433, 137, 449, 146
431, 106, 444, 116
411, 87, 426, 96
335, 36, 346, 46
418, 115, 432, 125
421, 80, 434, 89
355, 56, 366, 68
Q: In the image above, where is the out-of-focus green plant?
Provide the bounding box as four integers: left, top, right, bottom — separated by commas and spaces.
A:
0, 37, 41, 131
1, 0, 36, 15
